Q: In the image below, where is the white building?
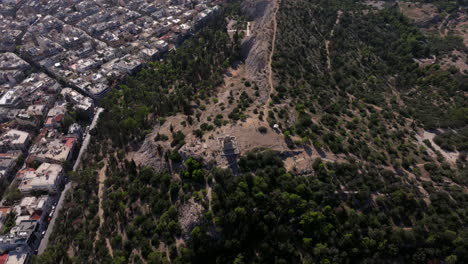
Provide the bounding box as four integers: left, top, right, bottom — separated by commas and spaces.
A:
0, 90, 22, 108
28, 136, 76, 164
61, 88, 94, 114
0, 130, 31, 152
18, 163, 64, 194
15, 195, 51, 222
0, 151, 21, 179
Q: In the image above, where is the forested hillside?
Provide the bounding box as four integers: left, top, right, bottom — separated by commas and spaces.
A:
33, 3, 244, 263
34, 0, 467, 263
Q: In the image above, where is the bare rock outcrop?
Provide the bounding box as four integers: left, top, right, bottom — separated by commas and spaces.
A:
132, 139, 168, 170
178, 199, 203, 237
241, 0, 277, 103
132, 1, 280, 171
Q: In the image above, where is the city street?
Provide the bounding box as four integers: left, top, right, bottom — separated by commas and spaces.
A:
37, 107, 104, 255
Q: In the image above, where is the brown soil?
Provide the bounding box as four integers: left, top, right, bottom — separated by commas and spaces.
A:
97, 163, 107, 237
94, 162, 114, 257
398, 2, 439, 25
439, 49, 468, 73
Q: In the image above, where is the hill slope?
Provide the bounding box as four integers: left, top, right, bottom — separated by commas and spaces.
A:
34, 0, 467, 263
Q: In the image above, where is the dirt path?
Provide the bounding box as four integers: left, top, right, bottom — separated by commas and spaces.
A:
325, 10, 343, 71
207, 185, 213, 211
264, 0, 279, 113
95, 162, 114, 257
438, 14, 450, 37
96, 163, 107, 241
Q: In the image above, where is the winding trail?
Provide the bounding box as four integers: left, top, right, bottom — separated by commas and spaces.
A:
325, 10, 343, 71
95, 161, 114, 257
438, 14, 450, 37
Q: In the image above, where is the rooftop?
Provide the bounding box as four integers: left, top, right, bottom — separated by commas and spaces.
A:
19, 163, 64, 193
29, 136, 76, 164
0, 130, 30, 148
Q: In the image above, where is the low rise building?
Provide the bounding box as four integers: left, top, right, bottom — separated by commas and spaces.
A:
68, 123, 83, 138
44, 101, 67, 129
61, 88, 94, 116
154, 39, 169, 53
0, 220, 37, 254
113, 55, 143, 74
28, 136, 76, 165
5, 248, 29, 264
139, 48, 160, 61
0, 91, 23, 109
0, 151, 22, 180
0, 130, 31, 153
18, 163, 64, 194
0, 53, 31, 86
14, 112, 40, 128
15, 195, 51, 223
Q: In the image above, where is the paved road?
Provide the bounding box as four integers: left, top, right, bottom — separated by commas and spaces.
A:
73, 108, 104, 171
37, 182, 71, 254
37, 107, 104, 255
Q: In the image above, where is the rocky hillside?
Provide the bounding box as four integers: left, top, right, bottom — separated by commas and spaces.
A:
241, 0, 277, 103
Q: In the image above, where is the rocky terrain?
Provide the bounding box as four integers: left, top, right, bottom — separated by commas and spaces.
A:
131, 0, 287, 171
241, 0, 277, 102
132, 0, 467, 175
